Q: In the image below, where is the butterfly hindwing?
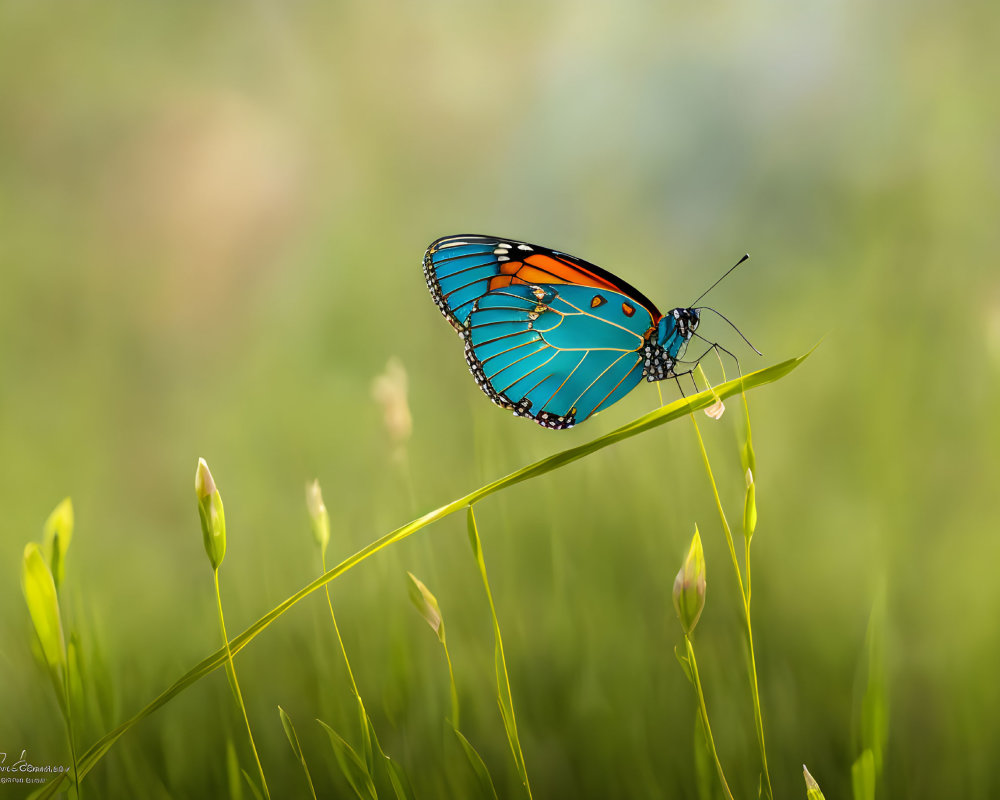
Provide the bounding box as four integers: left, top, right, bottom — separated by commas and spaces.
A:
463, 284, 652, 428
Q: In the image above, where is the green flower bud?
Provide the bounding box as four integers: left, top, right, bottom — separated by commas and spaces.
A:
21, 543, 66, 677
673, 527, 707, 635
305, 479, 330, 552
803, 764, 826, 799
744, 467, 757, 542
42, 497, 74, 591
406, 572, 445, 644
195, 458, 226, 570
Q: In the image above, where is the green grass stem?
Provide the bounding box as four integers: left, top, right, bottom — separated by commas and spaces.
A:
467, 505, 532, 799
31, 355, 807, 798
685, 635, 735, 800
320, 548, 374, 775
689, 411, 773, 800
214, 569, 270, 800
63, 662, 81, 799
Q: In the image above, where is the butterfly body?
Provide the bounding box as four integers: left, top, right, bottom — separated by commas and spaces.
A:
424, 235, 701, 429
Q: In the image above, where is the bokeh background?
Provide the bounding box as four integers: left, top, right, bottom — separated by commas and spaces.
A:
2, 1, 998, 798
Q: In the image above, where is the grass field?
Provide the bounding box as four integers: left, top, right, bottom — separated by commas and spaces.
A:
2, 2, 999, 798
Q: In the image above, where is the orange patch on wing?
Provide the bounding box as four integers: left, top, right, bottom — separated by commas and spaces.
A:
522, 254, 623, 292
485, 253, 633, 302
590, 295, 606, 308
622, 302, 635, 317
516, 265, 565, 285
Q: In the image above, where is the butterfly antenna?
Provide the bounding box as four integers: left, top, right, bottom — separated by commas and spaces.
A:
694, 308, 763, 355
691, 253, 750, 307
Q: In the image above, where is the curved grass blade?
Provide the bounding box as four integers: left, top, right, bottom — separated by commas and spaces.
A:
32, 352, 810, 798
241, 770, 264, 800
225, 738, 243, 800
363, 711, 415, 800
467, 506, 531, 798
452, 726, 500, 800
278, 706, 318, 800
318, 720, 378, 800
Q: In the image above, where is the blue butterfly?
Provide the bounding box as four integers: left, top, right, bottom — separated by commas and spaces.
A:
424, 235, 748, 429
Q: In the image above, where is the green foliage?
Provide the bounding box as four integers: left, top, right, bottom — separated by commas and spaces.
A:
241, 769, 265, 800
318, 720, 378, 800
41, 497, 74, 591
851, 749, 876, 800
467, 506, 533, 798
278, 707, 318, 800
452, 727, 500, 800
225, 739, 244, 800
21, 543, 66, 680
854, 593, 889, 794
27, 356, 805, 798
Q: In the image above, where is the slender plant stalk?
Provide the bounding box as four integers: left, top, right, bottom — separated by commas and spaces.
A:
62, 659, 81, 800
468, 506, 532, 799
442, 638, 460, 729
685, 636, 735, 800
320, 547, 377, 779
688, 414, 773, 800
321, 549, 363, 701
32, 356, 808, 799
214, 569, 270, 800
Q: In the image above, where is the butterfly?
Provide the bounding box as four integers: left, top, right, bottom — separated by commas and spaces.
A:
424, 234, 748, 429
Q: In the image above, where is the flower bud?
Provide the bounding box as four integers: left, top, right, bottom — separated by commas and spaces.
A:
305, 479, 330, 552
195, 458, 226, 570
21, 543, 66, 676
406, 571, 445, 644
673, 526, 707, 635
743, 470, 757, 542
803, 764, 826, 799
42, 497, 74, 591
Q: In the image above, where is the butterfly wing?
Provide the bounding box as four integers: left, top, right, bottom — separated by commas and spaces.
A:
424, 234, 661, 331
463, 283, 654, 428
424, 235, 664, 429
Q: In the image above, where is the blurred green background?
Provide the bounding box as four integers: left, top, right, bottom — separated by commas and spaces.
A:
2, 1, 998, 797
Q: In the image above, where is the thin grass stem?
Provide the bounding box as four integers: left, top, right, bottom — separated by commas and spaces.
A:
321, 549, 362, 699
689, 416, 747, 600
442, 639, 460, 730
689, 405, 773, 800
685, 636, 735, 800
62, 658, 81, 800
214, 569, 270, 800
468, 506, 532, 799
